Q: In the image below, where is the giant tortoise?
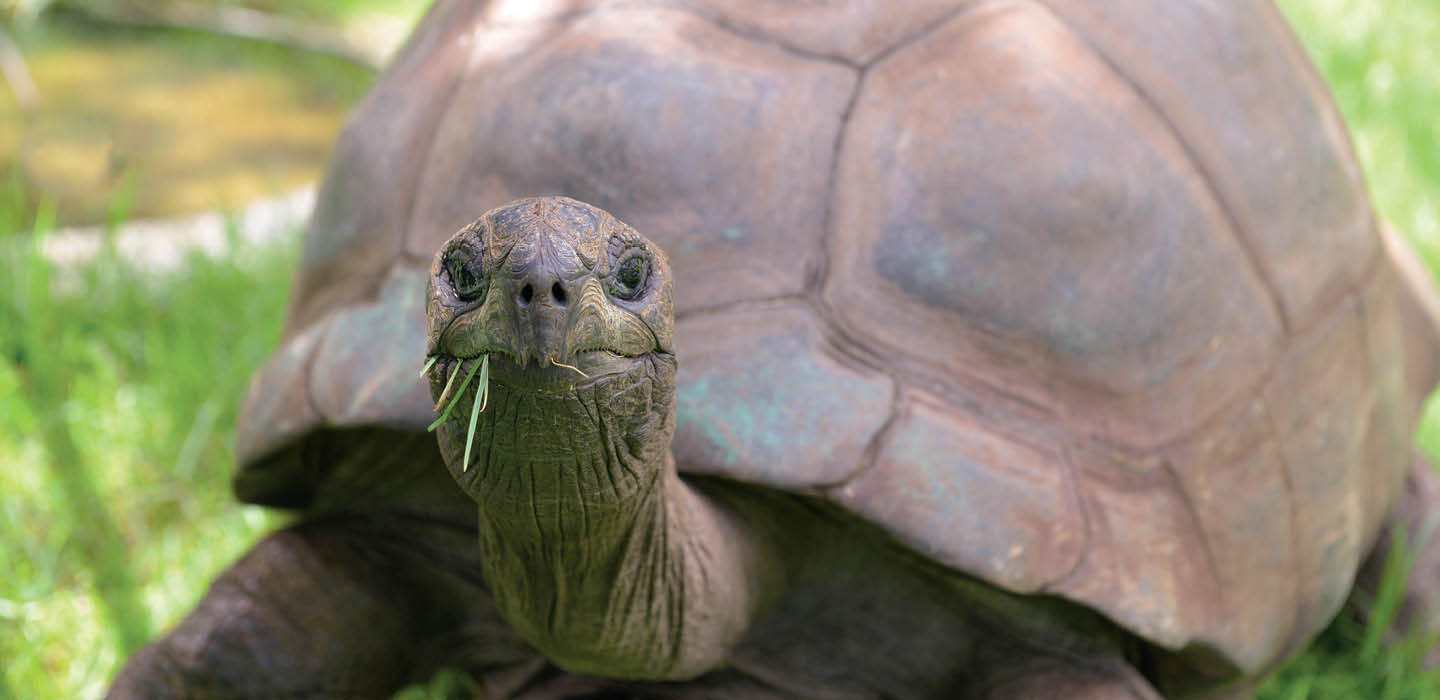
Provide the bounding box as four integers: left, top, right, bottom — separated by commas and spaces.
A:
111, 0, 1440, 697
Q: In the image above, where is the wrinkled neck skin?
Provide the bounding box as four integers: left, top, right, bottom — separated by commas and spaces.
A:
439, 353, 774, 680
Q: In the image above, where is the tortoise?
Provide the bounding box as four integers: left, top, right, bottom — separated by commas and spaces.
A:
109, 0, 1440, 697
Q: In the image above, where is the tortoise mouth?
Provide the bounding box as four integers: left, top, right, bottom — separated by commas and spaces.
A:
428, 348, 646, 398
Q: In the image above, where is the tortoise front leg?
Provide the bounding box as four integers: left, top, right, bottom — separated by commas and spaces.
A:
107, 512, 539, 699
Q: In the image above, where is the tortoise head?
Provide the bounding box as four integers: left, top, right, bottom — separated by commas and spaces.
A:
423, 196, 678, 502
426, 196, 674, 378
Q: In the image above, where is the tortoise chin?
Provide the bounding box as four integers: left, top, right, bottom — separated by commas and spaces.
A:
432, 347, 678, 509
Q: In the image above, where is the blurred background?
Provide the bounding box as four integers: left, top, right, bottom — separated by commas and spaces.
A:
0, 0, 1436, 697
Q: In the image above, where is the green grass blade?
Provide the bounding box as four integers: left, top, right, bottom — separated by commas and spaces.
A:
1361, 527, 1412, 661
478, 354, 489, 413
428, 357, 481, 432
462, 354, 488, 472
419, 355, 438, 378
430, 360, 462, 414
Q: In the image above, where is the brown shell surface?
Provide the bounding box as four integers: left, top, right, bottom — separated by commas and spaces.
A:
235, 0, 1438, 677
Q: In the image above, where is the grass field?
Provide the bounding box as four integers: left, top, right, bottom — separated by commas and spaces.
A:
1, 0, 1438, 697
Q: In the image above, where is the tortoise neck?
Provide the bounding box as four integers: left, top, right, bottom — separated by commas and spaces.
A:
448, 354, 775, 679
474, 463, 776, 681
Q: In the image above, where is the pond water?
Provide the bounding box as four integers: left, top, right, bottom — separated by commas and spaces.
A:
0, 15, 376, 226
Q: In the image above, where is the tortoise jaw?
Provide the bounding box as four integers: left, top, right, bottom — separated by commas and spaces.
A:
428, 348, 647, 397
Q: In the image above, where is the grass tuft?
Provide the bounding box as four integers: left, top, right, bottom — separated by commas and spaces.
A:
424, 354, 489, 472
462, 354, 488, 472
1258, 528, 1440, 698
426, 355, 480, 432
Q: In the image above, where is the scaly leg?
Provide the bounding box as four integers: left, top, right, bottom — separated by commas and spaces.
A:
107, 512, 540, 698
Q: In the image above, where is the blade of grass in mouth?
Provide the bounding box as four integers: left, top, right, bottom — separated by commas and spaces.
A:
428, 357, 482, 431
419, 355, 439, 378
432, 361, 462, 414
463, 354, 489, 472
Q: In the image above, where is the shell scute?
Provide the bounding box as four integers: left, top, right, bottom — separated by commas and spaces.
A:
825, 1, 1281, 451
674, 303, 892, 488
832, 392, 1086, 593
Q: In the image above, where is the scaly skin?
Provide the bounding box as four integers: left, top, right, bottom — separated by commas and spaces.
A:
426, 197, 779, 679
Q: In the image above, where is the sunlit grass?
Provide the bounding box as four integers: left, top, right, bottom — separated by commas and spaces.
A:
0, 171, 294, 697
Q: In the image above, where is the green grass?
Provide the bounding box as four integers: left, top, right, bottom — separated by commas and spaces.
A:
6, 0, 435, 27
0, 0, 1437, 697
0, 172, 294, 697
1259, 527, 1440, 699
426, 353, 489, 472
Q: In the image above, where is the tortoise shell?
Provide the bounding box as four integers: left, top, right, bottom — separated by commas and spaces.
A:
234, 0, 1438, 682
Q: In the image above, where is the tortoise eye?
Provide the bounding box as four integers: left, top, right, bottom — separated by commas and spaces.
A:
445, 247, 486, 302
611, 254, 649, 300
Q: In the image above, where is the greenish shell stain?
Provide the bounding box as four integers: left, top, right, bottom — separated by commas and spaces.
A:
675, 330, 889, 484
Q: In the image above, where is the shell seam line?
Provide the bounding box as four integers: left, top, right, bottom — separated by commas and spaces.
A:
395, 8, 589, 269
1040, 448, 1095, 590
1261, 400, 1306, 661
808, 60, 863, 296
1086, 250, 1385, 459
663, 0, 860, 68
822, 378, 907, 491
301, 313, 340, 427
863, 0, 1012, 70
1029, 0, 1292, 335
1161, 459, 1225, 603
673, 294, 805, 322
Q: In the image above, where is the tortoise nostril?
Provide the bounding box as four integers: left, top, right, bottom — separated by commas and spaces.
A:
519, 283, 534, 305
551, 282, 567, 306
